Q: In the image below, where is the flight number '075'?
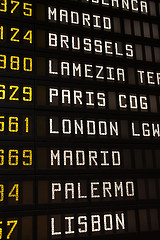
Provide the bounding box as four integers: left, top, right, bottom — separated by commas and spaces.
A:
0, 220, 18, 239
0, 0, 32, 16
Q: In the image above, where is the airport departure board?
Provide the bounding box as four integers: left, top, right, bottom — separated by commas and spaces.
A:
1, 0, 160, 239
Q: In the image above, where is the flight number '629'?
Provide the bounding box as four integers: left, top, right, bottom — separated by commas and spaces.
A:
0, 85, 32, 102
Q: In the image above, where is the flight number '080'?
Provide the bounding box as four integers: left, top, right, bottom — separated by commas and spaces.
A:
0, 55, 32, 72
0, 0, 32, 16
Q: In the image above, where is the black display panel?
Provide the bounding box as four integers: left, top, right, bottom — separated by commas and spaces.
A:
1, 0, 160, 239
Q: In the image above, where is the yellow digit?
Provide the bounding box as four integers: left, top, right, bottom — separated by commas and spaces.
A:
0, 85, 5, 100
25, 117, 29, 133
8, 184, 19, 201
10, 28, 19, 42
0, 116, 4, 132
23, 87, 32, 102
23, 150, 32, 166
8, 150, 18, 166
23, 57, 32, 72
0, 221, 2, 239
7, 220, 18, 239
0, 185, 4, 201
9, 117, 18, 132
11, 0, 19, 13
0, 150, 4, 166
23, 3, 32, 16
23, 30, 32, 44
10, 56, 19, 70
9, 86, 19, 101
0, 55, 6, 69
0, 0, 7, 12
0, 26, 3, 40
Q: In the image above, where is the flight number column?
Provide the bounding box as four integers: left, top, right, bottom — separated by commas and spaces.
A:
0, 1, 35, 240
